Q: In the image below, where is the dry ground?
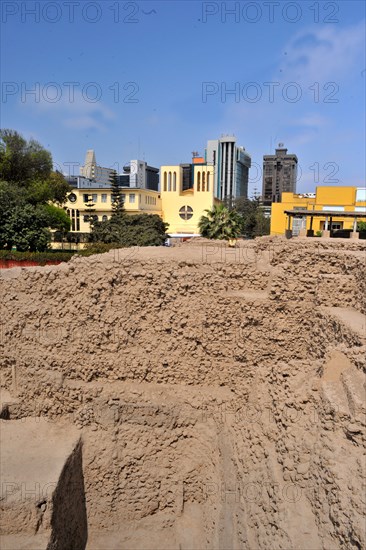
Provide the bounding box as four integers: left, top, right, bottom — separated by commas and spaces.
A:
1, 236, 365, 549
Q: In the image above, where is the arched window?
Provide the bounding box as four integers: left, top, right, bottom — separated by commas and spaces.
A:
197, 172, 201, 191
163, 172, 167, 192
207, 172, 210, 192
168, 172, 172, 192
173, 172, 177, 192
202, 172, 206, 192
102, 215, 108, 222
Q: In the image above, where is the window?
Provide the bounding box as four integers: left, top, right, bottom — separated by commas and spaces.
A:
173, 172, 177, 192
102, 215, 108, 222
92, 194, 98, 203
322, 221, 344, 231
197, 172, 201, 191
356, 188, 366, 202
179, 206, 193, 220
101, 194, 107, 203
207, 172, 210, 192
83, 194, 89, 203
68, 209, 74, 231
202, 172, 206, 192
168, 172, 171, 192
129, 194, 135, 203
121, 194, 126, 202
163, 172, 167, 192
68, 193, 77, 203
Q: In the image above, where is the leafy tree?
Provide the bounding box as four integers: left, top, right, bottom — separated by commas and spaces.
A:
90, 214, 168, 247
0, 129, 71, 251
1, 205, 51, 251
0, 180, 23, 225
48, 171, 72, 205
43, 204, 71, 233
198, 204, 242, 240
234, 196, 270, 238
109, 170, 125, 218
0, 129, 53, 184
1, 204, 71, 251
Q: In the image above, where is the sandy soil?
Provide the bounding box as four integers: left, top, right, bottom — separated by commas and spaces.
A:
0, 236, 365, 549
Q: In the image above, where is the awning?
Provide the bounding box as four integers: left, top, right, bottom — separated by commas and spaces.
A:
284, 210, 366, 218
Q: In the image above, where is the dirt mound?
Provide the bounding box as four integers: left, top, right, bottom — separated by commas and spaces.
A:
1, 238, 365, 549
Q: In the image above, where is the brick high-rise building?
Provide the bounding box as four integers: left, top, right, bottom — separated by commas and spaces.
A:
262, 144, 298, 206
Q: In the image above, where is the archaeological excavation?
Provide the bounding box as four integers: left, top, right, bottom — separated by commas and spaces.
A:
0, 237, 365, 550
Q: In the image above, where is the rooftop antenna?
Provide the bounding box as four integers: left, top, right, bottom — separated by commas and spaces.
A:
270, 135, 278, 152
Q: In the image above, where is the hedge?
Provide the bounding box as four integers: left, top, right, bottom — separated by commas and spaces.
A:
0, 250, 76, 263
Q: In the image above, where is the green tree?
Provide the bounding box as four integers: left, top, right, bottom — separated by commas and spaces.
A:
2, 205, 51, 251
198, 204, 242, 240
48, 171, 72, 205
43, 204, 71, 233
1, 204, 71, 251
234, 196, 270, 238
109, 170, 125, 218
90, 214, 168, 247
0, 129, 71, 251
0, 129, 53, 184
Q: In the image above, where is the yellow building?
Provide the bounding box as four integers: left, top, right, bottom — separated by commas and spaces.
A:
56, 159, 220, 247
65, 186, 161, 235
160, 162, 219, 235
271, 187, 366, 238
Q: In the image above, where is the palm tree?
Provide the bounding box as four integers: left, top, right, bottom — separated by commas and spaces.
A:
198, 204, 242, 241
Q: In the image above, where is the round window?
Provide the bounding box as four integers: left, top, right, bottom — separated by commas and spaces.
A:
68, 193, 77, 203
179, 206, 193, 220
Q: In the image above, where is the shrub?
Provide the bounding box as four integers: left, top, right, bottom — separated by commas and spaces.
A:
81, 242, 119, 256
90, 213, 169, 247
0, 249, 75, 263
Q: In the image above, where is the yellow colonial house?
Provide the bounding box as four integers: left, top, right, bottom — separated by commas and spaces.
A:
56, 156, 220, 247
160, 160, 219, 235
271, 186, 366, 238
65, 186, 161, 235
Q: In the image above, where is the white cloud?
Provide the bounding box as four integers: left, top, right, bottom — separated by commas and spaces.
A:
63, 116, 106, 131
278, 21, 365, 84
18, 88, 115, 131
220, 21, 365, 149
290, 114, 328, 128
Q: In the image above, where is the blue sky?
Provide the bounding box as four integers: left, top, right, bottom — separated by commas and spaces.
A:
1, 0, 365, 194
